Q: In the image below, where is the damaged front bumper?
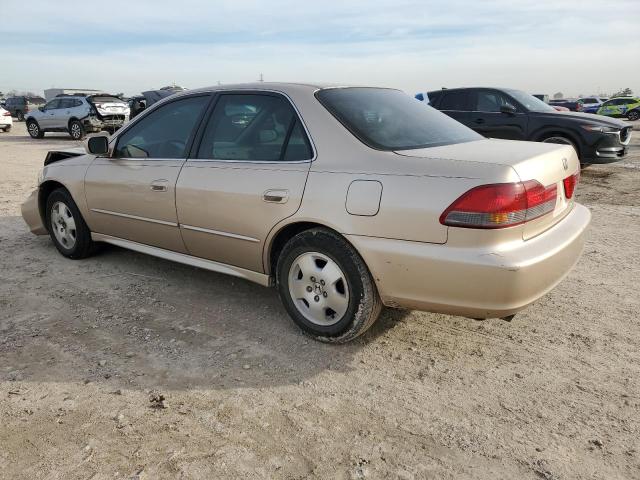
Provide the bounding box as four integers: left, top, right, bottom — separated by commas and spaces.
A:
21, 188, 47, 235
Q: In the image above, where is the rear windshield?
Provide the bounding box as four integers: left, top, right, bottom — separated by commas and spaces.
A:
89, 96, 124, 104
316, 87, 482, 150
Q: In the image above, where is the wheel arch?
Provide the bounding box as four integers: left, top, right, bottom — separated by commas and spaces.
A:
265, 220, 364, 277
533, 128, 582, 157
38, 180, 70, 229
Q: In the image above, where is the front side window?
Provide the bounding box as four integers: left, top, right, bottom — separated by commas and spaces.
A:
474, 91, 517, 113
196, 94, 312, 161
503, 89, 556, 113
317, 87, 482, 150
45, 99, 61, 110
115, 95, 209, 159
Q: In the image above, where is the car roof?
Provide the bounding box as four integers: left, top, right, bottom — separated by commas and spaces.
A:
183, 82, 392, 96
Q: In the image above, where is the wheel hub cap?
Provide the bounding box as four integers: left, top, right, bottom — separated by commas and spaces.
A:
288, 252, 349, 326
50, 201, 77, 249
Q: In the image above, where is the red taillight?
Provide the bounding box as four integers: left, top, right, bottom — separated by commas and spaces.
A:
2, 111, 10, 116
440, 181, 557, 229
563, 171, 580, 199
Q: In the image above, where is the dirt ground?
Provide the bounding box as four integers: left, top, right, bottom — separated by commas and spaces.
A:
1, 120, 639, 480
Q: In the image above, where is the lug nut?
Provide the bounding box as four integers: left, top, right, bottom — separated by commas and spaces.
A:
306, 286, 312, 292
310, 276, 316, 282
314, 295, 320, 302
323, 292, 328, 298
320, 280, 325, 286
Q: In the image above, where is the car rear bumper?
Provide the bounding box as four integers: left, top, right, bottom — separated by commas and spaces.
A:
21, 188, 47, 235
347, 203, 591, 318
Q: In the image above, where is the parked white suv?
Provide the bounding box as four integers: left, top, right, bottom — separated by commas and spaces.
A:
25, 94, 130, 140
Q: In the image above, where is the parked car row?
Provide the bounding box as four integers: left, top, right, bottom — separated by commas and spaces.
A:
423, 87, 632, 165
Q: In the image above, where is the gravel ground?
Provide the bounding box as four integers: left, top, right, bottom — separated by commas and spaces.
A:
1, 121, 639, 479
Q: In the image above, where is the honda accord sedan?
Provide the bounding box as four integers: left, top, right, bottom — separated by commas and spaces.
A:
22, 83, 590, 343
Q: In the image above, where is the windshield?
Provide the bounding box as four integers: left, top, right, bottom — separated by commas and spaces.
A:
505, 89, 556, 113
316, 88, 482, 150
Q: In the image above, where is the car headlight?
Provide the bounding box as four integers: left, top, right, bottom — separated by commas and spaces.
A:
581, 125, 619, 134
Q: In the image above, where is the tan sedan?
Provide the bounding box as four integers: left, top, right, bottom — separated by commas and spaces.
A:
22, 83, 590, 342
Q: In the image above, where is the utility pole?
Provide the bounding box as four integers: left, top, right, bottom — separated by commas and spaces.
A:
259, 73, 264, 82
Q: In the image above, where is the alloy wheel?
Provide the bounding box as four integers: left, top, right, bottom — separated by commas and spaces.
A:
70, 123, 82, 139
28, 122, 39, 137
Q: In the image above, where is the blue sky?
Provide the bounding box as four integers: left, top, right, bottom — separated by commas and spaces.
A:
2, 0, 639, 97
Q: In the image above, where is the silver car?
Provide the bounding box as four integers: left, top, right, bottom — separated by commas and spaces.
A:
26, 94, 130, 140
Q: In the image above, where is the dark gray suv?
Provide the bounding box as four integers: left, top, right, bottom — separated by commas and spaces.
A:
4, 96, 46, 121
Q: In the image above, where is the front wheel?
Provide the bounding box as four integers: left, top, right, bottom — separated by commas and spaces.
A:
276, 228, 382, 343
627, 110, 639, 121
45, 188, 95, 259
69, 120, 85, 140
26, 120, 44, 139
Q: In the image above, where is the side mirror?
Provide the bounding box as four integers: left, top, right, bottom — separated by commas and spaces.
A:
500, 104, 517, 115
38, 107, 44, 112
86, 135, 109, 155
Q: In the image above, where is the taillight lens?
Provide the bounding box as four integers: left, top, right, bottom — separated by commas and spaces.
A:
563, 171, 580, 199
440, 181, 557, 229
2, 111, 10, 116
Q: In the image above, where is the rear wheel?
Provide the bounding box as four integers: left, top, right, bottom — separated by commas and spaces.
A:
16, 111, 24, 121
276, 228, 382, 343
45, 188, 95, 259
69, 120, 85, 140
27, 120, 44, 139
2, 125, 10, 132
627, 110, 639, 121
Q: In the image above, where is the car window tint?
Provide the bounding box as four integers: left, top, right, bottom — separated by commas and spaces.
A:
45, 99, 61, 110
474, 91, 513, 112
115, 95, 208, 159
59, 99, 74, 109
439, 91, 469, 111
317, 87, 482, 150
197, 94, 309, 162
283, 120, 313, 161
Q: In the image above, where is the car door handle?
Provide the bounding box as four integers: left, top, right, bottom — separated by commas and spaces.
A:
474, 118, 485, 124
263, 189, 289, 203
150, 180, 169, 192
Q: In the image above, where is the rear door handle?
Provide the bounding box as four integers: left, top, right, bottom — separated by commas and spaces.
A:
263, 189, 289, 203
474, 118, 485, 124
151, 179, 169, 192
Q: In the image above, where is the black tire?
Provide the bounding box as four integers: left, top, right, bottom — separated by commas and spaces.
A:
69, 119, 85, 140
276, 228, 382, 343
45, 188, 95, 259
627, 110, 639, 121
26, 119, 44, 139
2, 125, 10, 132
16, 111, 24, 121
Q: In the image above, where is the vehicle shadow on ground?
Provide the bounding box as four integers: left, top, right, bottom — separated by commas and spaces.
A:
0, 216, 401, 392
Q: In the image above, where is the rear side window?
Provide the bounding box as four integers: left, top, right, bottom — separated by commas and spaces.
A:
439, 91, 469, 111
317, 87, 481, 150
196, 94, 313, 162
115, 95, 209, 159
426, 90, 444, 106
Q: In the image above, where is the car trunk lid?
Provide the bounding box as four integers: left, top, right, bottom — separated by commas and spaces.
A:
395, 139, 581, 239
